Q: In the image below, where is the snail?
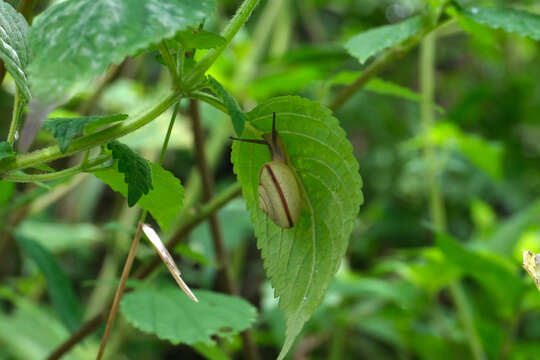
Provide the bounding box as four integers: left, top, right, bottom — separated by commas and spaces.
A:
231, 112, 301, 229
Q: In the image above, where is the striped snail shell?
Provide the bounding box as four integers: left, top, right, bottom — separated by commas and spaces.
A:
231, 112, 302, 228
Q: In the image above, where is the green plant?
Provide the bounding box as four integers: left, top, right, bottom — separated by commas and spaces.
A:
2, 0, 540, 359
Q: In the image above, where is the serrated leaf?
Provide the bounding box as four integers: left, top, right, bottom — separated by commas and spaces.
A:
176, 29, 226, 49
107, 141, 153, 207
120, 287, 257, 344
0, 1, 31, 100
93, 160, 183, 231
14, 235, 82, 332
231, 96, 363, 359
0, 141, 15, 161
345, 16, 423, 64
464, 7, 540, 40
43, 114, 127, 153
207, 75, 246, 136
28, 0, 216, 100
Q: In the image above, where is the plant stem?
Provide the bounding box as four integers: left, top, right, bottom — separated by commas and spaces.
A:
189, 91, 228, 114
329, 19, 454, 112
0, 91, 181, 172
159, 102, 180, 165
96, 220, 144, 360
6, 87, 24, 144
2, 155, 110, 182
159, 42, 180, 85
46, 182, 241, 360
420, 33, 486, 360
183, 0, 261, 90
189, 99, 236, 294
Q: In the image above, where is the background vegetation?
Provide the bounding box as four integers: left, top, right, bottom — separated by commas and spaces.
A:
2, 0, 540, 359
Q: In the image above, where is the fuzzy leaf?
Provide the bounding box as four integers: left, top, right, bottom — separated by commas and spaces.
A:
43, 114, 127, 153
15, 235, 82, 331
0, 141, 15, 161
207, 75, 246, 136
0, 1, 30, 100
231, 96, 363, 359
120, 287, 257, 344
345, 16, 423, 64
28, 0, 216, 100
107, 141, 153, 207
93, 160, 183, 231
464, 7, 540, 40
176, 29, 226, 49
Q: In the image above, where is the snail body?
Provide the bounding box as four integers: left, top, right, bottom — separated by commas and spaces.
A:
232, 113, 302, 229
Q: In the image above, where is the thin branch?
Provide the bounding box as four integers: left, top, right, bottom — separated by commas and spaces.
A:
190, 99, 261, 360
189, 99, 236, 293
96, 222, 144, 360
46, 182, 242, 360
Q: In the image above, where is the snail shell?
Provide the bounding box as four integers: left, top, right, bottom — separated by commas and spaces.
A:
258, 161, 301, 229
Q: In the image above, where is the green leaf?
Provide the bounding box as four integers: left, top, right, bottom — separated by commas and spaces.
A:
0, 141, 15, 161
463, 7, 540, 40
345, 16, 423, 64
107, 141, 153, 207
16, 220, 102, 253
435, 232, 524, 315
43, 114, 127, 153
0, 1, 31, 100
207, 75, 246, 136
176, 29, 226, 49
28, 0, 216, 100
231, 96, 363, 359
120, 287, 257, 344
93, 160, 183, 231
15, 235, 82, 332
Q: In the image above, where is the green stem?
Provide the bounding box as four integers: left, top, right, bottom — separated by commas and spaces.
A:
159, 42, 180, 85
158, 102, 180, 165
420, 33, 486, 360
189, 91, 228, 114
0, 91, 181, 172
182, 0, 261, 90
2, 155, 110, 182
6, 87, 25, 144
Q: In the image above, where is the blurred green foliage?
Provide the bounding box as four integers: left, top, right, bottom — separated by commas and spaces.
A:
2, 0, 540, 359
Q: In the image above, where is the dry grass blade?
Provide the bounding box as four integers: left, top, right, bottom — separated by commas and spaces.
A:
142, 223, 198, 302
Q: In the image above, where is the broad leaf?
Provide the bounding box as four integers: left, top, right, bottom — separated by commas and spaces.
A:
28, 0, 216, 100
231, 96, 363, 359
345, 16, 423, 64
15, 235, 82, 331
93, 160, 183, 231
207, 75, 246, 136
120, 288, 257, 344
0, 1, 31, 100
43, 114, 127, 153
107, 141, 153, 207
0, 141, 15, 161
176, 29, 225, 49
464, 7, 540, 40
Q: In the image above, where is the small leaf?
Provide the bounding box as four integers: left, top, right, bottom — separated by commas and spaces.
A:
43, 114, 127, 153
15, 235, 82, 331
231, 96, 363, 359
28, 0, 217, 100
107, 141, 153, 207
207, 75, 246, 136
0, 1, 31, 100
176, 29, 226, 49
345, 16, 423, 64
464, 7, 540, 40
93, 160, 183, 231
120, 287, 257, 344
0, 141, 15, 161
